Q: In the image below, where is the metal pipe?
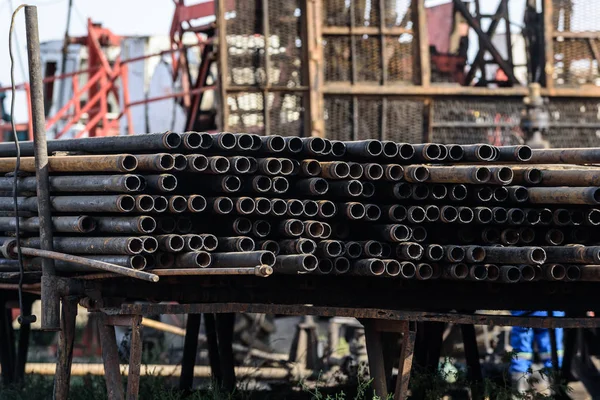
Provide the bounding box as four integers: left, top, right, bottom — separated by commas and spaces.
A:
404, 166, 429, 183
483, 246, 546, 264
500, 229, 520, 245
411, 184, 429, 201
181, 132, 202, 150
425, 166, 491, 184
301, 200, 318, 217
407, 206, 426, 224
0, 154, 138, 173
0, 175, 143, 193
279, 238, 316, 255
135, 154, 175, 172
500, 265, 521, 283
512, 167, 542, 185
300, 160, 321, 177
22, 236, 144, 255
344, 140, 383, 158
344, 242, 362, 259
473, 186, 493, 202
303, 221, 324, 239
173, 251, 212, 268
257, 240, 280, 255
328, 180, 363, 197
486, 264, 500, 281
352, 258, 385, 276
217, 236, 255, 252
528, 187, 600, 205
440, 206, 458, 223
444, 263, 468, 280
519, 265, 536, 282
295, 178, 328, 196
396, 143, 415, 161
252, 220, 271, 238
134, 195, 155, 213
383, 164, 403, 182
186, 154, 208, 173
317, 200, 336, 219
25, 5, 58, 329
199, 234, 218, 251
364, 204, 381, 222
278, 219, 304, 237
543, 246, 600, 264
497, 145, 532, 162
424, 244, 444, 262
254, 198, 272, 216
363, 164, 384, 181
415, 263, 433, 280
333, 257, 351, 274
317, 240, 343, 258
528, 148, 600, 164
464, 246, 486, 263
413, 144, 441, 161
144, 174, 177, 192
0, 216, 95, 233
493, 187, 509, 202
182, 235, 203, 252
244, 176, 270, 193
269, 199, 287, 217
320, 162, 350, 180
461, 144, 495, 161
396, 242, 423, 260
274, 254, 318, 274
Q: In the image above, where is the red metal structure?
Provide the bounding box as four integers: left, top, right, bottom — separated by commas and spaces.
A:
0, 0, 218, 141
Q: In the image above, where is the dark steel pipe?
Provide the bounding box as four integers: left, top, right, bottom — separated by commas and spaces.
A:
254, 197, 272, 216
364, 204, 381, 222
411, 184, 429, 201
461, 144, 495, 161
257, 240, 280, 255
144, 174, 177, 192
317, 200, 336, 218
207, 197, 234, 215
279, 238, 316, 255
244, 176, 270, 194
444, 263, 468, 280
156, 234, 185, 252
358, 240, 383, 257
425, 244, 444, 262
320, 161, 350, 180
543, 246, 600, 264
173, 251, 212, 268
300, 160, 321, 177
440, 206, 458, 223
426, 166, 491, 184
500, 228, 520, 245
396, 242, 423, 260
231, 217, 252, 235
182, 234, 203, 252
252, 220, 271, 238
274, 254, 318, 274
340, 202, 366, 220
413, 144, 441, 161
468, 265, 488, 281
199, 234, 218, 251
23, 236, 144, 255
217, 236, 255, 252
407, 206, 426, 224
0, 216, 95, 233
301, 200, 319, 217
269, 199, 287, 217
415, 263, 433, 280
344, 140, 383, 158
473, 186, 493, 202
0, 175, 143, 193
396, 143, 415, 161
135, 153, 175, 172
528, 187, 600, 205
0, 154, 138, 173
483, 246, 546, 264
344, 242, 362, 259
295, 178, 328, 196
95, 216, 156, 234
304, 220, 325, 239
352, 258, 385, 276
473, 207, 492, 224
317, 240, 343, 258
278, 219, 305, 237
404, 166, 429, 183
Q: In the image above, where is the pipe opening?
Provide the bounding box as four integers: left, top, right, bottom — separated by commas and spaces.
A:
398, 144, 415, 159
332, 141, 346, 157
169, 236, 185, 252
571, 210, 585, 225
216, 198, 234, 214
140, 217, 157, 233
506, 267, 520, 282
308, 138, 326, 154
540, 209, 553, 224
303, 200, 318, 217
234, 157, 251, 173
121, 155, 138, 172
302, 255, 318, 271
459, 208, 474, 223
413, 185, 429, 200
131, 255, 147, 270
407, 243, 422, 259
334, 257, 351, 273
366, 140, 383, 156
588, 209, 600, 225
385, 260, 400, 276
153, 196, 168, 213
550, 264, 566, 280
140, 237, 156, 253
411, 226, 427, 242
256, 198, 272, 215
478, 145, 494, 160
391, 205, 407, 222
383, 141, 398, 157
526, 210, 540, 225
312, 179, 328, 195
160, 175, 177, 191
137, 195, 155, 212
518, 146, 533, 161
236, 134, 253, 150
170, 196, 187, 213
365, 164, 383, 180
78, 216, 96, 233
493, 187, 508, 202
427, 245, 444, 261
349, 163, 364, 179
165, 132, 182, 148
520, 265, 535, 281
213, 157, 230, 174
497, 167, 513, 183
412, 166, 429, 182
425, 144, 441, 159
253, 176, 271, 192
185, 133, 202, 148
509, 209, 525, 224
483, 228, 500, 243
173, 155, 187, 171
262, 241, 279, 254
475, 167, 491, 183
271, 199, 287, 216
273, 177, 289, 193
237, 198, 256, 214
472, 265, 487, 280
287, 137, 303, 153
362, 182, 375, 197
442, 206, 458, 222
189, 196, 206, 212
319, 201, 336, 217
318, 259, 334, 274
203, 235, 218, 251
470, 247, 486, 262
555, 209, 570, 225
191, 155, 208, 172
512, 187, 529, 202
417, 263, 433, 280
493, 208, 508, 223
287, 220, 304, 236
453, 263, 468, 279
409, 207, 426, 223
431, 184, 447, 200
234, 218, 252, 234
392, 225, 412, 241
299, 239, 316, 254
345, 181, 362, 196
306, 222, 324, 238
526, 168, 543, 184
448, 145, 464, 161
531, 248, 546, 264
449, 247, 465, 262
593, 188, 600, 203
125, 175, 142, 192
268, 135, 285, 152
237, 237, 254, 252
451, 184, 467, 201
476, 187, 493, 202
334, 162, 350, 178
304, 160, 321, 176
326, 241, 342, 257
487, 265, 499, 281
367, 241, 383, 257
219, 133, 236, 149
280, 159, 294, 175
386, 165, 403, 181
502, 229, 519, 245
399, 262, 416, 278
347, 203, 365, 219
196, 252, 211, 268
250, 134, 262, 151
200, 133, 213, 149
369, 260, 385, 275
366, 205, 381, 221
253, 221, 271, 238
266, 159, 283, 175
546, 229, 564, 245
187, 236, 203, 251
437, 145, 448, 160
345, 242, 362, 258
118, 196, 136, 212
477, 208, 493, 224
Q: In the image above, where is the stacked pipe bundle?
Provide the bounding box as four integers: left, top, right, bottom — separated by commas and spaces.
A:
0, 132, 599, 283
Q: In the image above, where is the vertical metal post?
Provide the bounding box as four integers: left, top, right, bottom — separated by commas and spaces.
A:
349, 1, 358, 141
543, 0, 555, 91
378, 0, 387, 141
179, 314, 201, 391
54, 297, 78, 399
216, 0, 230, 131
24, 5, 60, 331
415, 0, 430, 87
262, 0, 271, 136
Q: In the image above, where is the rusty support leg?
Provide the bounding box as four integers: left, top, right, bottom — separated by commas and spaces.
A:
204, 313, 222, 385
179, 313, 201, 391
14, 298, 32, 383
461, 324, 483, 400
215, 313, 236, 392
126, 315, 143, 400
363, 319, 388, 399
98, 315, 124, 400
0, 299, 15, 385
54, 297, 78, 400
394, 322, 416, 400
382, 332, 399, 392
425, 321, 445, 370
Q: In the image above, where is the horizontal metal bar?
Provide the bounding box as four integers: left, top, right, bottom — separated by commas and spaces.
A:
322, 26, 412, 35
110, 302, 600, 328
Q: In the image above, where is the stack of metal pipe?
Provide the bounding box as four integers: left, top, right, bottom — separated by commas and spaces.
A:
0, 132, 598, 283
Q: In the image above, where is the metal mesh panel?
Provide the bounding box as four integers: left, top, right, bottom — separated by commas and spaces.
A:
384, 99, 424, 143
324, 96, 353, 141
353, 0, 380, 27
546, 98, 600, 147
357, 36, 382, 82
226, 1, 264, 86
268, 92, 305, 136
323, 36, 353, 82
324, 0, 351, 26
552, 0, 600, 86
268, 0, 303, 87
324, 95, 425, 142
387, 34, 415, 83
226, 92, 265, 134
431, 98, 523, 145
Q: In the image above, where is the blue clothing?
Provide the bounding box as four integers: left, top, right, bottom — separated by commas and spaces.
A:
509, 311, 564, 373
